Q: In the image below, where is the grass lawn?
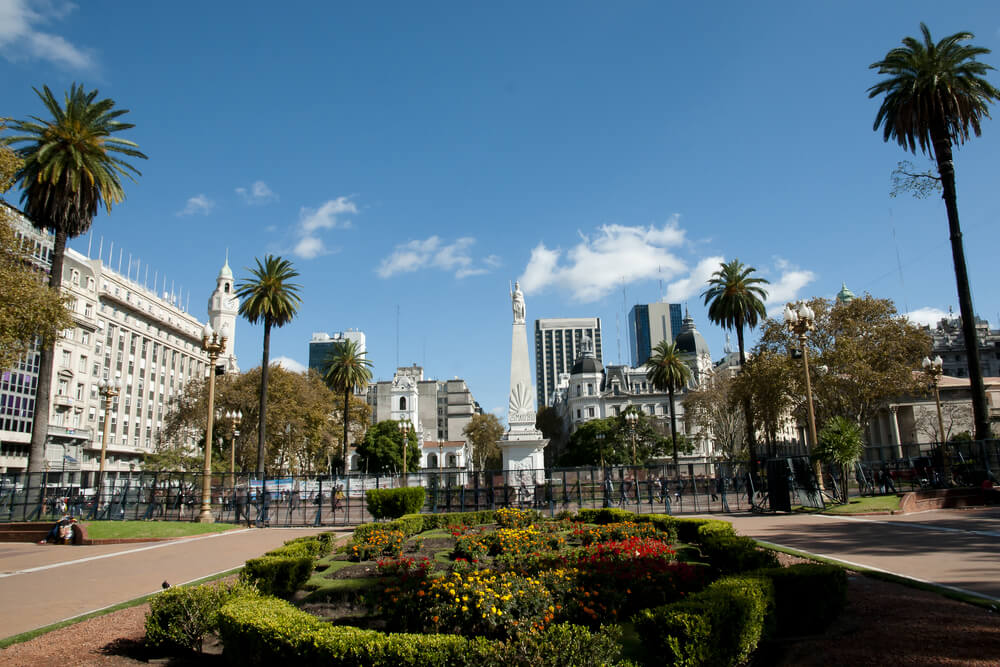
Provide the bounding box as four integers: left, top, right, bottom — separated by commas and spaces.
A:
822, 495, 901, 514
81, 520, 239, 540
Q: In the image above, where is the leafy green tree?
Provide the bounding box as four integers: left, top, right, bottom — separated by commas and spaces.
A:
355, 420, 419, 474
683, 373, 745, 461
869, 23, 999, 440
560, 412, 672, 467
645, 340, 693, 468
535, 406, 567, 466
815, 416, 865, 503
463, 413, 504, 471
322, 338, 373, 475
702, 259, 769, 472
732, 349, 796, 458
0, 136, 70, 370
3, 85, 146, 474
236, 255, 302, 476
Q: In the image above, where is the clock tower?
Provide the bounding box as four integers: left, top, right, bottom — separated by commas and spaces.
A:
208, 255, 240, 373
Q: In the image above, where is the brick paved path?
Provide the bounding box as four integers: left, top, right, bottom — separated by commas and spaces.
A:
0, 526, 350, 640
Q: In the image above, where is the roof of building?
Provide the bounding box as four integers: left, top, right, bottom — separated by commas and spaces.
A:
675, 310, 710, 357
571, 333, 604, 375
836, 282, 855, 304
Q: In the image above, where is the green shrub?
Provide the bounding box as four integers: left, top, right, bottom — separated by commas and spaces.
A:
576, 508, 636, 525
697, 525, 778, 575
366, 487, 426, 520
240, 555, 314, 598
758, 564, 847, 636
217, 596, 631, 666
633, 575, 774, 666
416, 509, 495, 530
145, 580, 257, 653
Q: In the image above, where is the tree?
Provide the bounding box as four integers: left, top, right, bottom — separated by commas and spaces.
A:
535, 406, 567, 466
322, 338, 373, 475
355, 420, 419, 475
645, 340, 693, 469
869, 23, 1000, 441
3, 85, 146, 474
463, 413, 504, 471
732, 349, 797, 457
815, 416, 865, 503
0, 136, 69, 370
702, 259, 769, 472
235, 255, 302, 476
560, 412, 673, 467
153, 366, 356, 475
683, 373, 745, 461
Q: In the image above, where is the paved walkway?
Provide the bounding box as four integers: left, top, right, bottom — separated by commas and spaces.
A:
721, 507, 1000, 602
0, 526, 352, 640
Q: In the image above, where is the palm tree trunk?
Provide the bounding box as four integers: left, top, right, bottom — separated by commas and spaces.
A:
932, 130, 991, 442
736, 326, 759, 475
27, 228, 68, 476
342, 387, 350, 476
668, 384, 679, 469
256, 320, 272, 477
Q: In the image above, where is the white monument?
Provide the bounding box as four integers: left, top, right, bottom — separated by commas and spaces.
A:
499, 281, 548, 490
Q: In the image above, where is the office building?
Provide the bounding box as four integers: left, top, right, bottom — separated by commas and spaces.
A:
308, 330, 366, 374
534, 317, 602, 409
628, 302, 683, 368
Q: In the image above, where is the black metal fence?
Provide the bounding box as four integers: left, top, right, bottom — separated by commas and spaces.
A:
2, 442, 995, 526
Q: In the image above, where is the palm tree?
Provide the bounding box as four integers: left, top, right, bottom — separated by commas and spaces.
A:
869, 23, 999, 441
235, 255, 302, 476
322, 338, 373, 475
4, 84, 146, 474
702, 260, 769, 473
644, 340, 692, 469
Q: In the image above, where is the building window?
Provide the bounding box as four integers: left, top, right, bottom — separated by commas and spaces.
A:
587, 383, 593, 396
61, 350, 71, 367
78, 355, 88, 372
399, 396, 407, 410
587, 407, 595, 417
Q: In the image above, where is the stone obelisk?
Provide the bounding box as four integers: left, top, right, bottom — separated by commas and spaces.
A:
499, 281, 547, 487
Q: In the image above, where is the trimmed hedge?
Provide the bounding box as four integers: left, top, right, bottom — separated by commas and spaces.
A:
351, 510, 496, 544
759, 564, 847, 636
633, 575, 774, 667
239, 534, 332, 598
145, 580, 258, 653
696, 524, 778, 575
366, 487, 426, 520
217, 595, 631, 666
575, 510, 733, 546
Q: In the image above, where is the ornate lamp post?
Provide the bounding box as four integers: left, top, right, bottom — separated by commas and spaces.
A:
97, 378, 121, 506
783, 301, 824, 488
624, 411, 639, 466
397, 418, 412, 479
922, 356, 946, 443
224, 409, 243, 488
199, 323, 227, 523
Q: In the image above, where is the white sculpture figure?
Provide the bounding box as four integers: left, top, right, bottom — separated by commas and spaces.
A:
511, 281, 525, 324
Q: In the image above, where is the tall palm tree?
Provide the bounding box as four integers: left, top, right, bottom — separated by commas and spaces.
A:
322, 338, 373, 475
4, 84, 146, 475
869, 23, 999, 441
702, 260, 769, 473
645, 340, 692, 469
235, 255, 302, 476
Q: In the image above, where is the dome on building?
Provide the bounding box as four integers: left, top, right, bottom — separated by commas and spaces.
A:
674, 310, 711, 358
836, 282, 855, 304
218, 254, 233, 281
571, 333, 604, 375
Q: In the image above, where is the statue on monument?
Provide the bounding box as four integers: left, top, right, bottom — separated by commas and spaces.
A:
511, 280, 525, 324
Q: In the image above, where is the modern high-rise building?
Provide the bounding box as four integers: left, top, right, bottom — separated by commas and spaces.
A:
534, 317, 602, 409
628, 302, 683, 368
307, 330, 366, 374
0, 206, 219, 482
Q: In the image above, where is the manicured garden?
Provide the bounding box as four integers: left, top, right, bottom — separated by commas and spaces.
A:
142, 487, 849, 666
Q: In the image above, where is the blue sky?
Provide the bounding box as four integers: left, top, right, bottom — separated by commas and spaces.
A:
3, 1, 1000, 421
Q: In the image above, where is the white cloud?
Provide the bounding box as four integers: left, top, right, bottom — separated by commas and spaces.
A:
0, 0, 94, 69
236, 180, 278, 205
177, 194, 214, 216
377, 235, 497, 279
273, 356, 306, 373
291, 196, 358, 259
763, 259, 816, 308
665, 255, 725, 303
904, 307, 951, 327
519, 219, 687, 302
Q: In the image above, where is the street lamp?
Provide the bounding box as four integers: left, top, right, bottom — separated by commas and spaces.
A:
397, 418, 412, 478
783, 301, 824, 488
97, 378, 121, 507
223, 409, 243, 488
922, 356, 946, 443
199, 323, 227, 523
624, 411, 639, 466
